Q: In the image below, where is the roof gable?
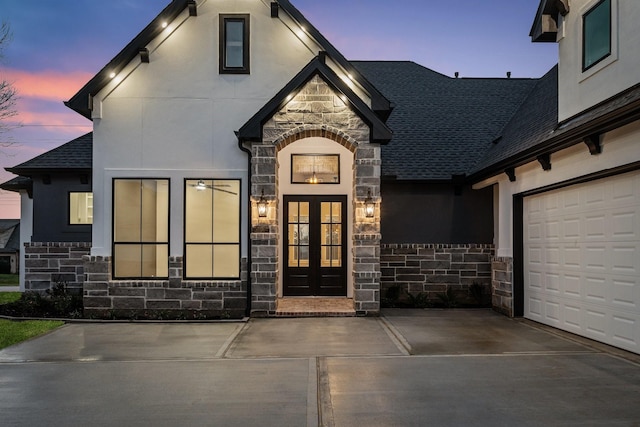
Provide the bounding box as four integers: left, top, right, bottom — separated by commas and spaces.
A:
238, 56, 392, 144
65, 0, 391, 121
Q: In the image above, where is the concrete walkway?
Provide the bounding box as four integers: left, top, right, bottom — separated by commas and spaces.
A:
1, 309, 639, 426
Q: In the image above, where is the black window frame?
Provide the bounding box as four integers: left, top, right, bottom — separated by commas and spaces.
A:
582, 0, 612, 71
112, 178, 170, 280
219, 14, 250, 74
183, 178, 242, 280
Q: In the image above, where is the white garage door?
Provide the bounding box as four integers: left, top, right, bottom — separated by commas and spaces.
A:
524, 170, 640, 354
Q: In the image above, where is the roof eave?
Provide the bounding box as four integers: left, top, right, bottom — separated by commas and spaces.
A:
469, 94, 640, 184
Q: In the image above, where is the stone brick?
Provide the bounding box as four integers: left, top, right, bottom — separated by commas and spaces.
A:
112, 297, 145, 309
147, 300, 181, 310
224, 297, 247, 309
83, 297, 112, 308
202, 300, 224, 310
181, 300, 202, 310
193, 291, 223, 300
165, 289, 192, 300
110, 288, 146, 297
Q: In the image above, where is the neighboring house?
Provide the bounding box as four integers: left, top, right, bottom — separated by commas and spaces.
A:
0, 219, 20, 274
2, 0, 638, 354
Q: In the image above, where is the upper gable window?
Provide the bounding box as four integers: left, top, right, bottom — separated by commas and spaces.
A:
220, 14, 250, 74
583, 0, 611, 71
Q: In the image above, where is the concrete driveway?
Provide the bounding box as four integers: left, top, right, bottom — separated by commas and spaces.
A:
1, 309, 640, 426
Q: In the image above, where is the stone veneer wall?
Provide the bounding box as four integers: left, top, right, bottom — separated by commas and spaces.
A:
380, 244, 494, 305
249, 74, 381, 316
24, 242, 91, 292
491, 256, 514, 317
83, 256, 247, 318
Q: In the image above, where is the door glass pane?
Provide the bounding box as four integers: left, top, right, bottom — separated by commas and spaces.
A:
321, 224, 331, 245
289, 224, 299, 245
332, 247, 341, 267
321, 202, 331, 223
332, 225, 341, 245
332, 202, 341, 223
289, 202, 299, 223
299, 224, 309, 244
299, 202, 309, 223
289, 246, 299, 267
299, 246, 309, 267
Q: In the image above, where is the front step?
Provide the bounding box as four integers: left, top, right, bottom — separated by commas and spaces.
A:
275, 298, 356, 317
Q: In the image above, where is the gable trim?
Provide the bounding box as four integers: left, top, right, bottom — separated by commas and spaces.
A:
237, 56, 392, 145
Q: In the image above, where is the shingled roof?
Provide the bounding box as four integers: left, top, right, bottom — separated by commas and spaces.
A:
5, 132, 92, 175
470, 66, 559, 176
353, 61, 539, 181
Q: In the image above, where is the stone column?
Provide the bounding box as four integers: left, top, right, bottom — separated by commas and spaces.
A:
249, 144, 278, 316
353, 145, 382, 315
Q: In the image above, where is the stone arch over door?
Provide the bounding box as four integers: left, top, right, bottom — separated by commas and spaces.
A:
247, 75, 382, 316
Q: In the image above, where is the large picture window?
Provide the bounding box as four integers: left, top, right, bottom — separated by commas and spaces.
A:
184, 179, 240, 279
219, 14, 250, 74
583, 0, 611, 71
113, 179, 169, 279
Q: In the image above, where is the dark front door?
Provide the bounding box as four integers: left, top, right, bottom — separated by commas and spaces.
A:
284, 195, 347, 296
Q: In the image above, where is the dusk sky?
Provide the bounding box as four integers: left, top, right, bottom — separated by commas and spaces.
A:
0, 0, 557, 218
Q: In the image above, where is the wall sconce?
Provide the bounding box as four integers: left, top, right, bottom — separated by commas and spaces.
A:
195, 180, 207, 191
365, 190, 375, 218
257, 189, 268, 218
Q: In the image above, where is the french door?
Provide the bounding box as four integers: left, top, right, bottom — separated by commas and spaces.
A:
283, 195, 347, 296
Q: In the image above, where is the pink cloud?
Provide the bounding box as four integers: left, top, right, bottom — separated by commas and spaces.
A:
2, 68, 93, 103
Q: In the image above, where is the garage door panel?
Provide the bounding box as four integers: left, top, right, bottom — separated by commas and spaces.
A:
564, 274, 582, 297
612, 315, 637, 347
611, 211, 637, 239
612, 278, 638, 308
611, 245, 637, 274
564, 305, 582, 330
524, 170, 640, 355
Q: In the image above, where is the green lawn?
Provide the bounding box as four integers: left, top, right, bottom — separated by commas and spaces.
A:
0, 319, 64, 349
0, 292, 21, 305
0, 274, 19, 286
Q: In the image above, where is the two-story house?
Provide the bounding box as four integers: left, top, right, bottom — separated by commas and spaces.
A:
3, 0, 639, 354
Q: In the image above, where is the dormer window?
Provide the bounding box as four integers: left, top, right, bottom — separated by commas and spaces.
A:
220, 14, 250, 74
583, 0, 611, 71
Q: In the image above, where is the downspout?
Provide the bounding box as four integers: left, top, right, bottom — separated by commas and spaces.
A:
237, 135, 253, 318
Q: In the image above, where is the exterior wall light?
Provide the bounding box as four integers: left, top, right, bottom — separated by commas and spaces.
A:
365, 190, 375, 218
257, 189, 268, 218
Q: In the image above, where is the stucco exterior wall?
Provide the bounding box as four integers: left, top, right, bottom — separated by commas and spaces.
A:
558, 0, 640, 121
475, 120, 640, 259
90, 0, 326, 258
